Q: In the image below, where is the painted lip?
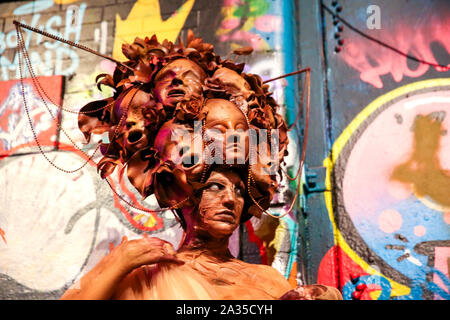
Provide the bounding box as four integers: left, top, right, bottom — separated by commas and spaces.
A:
214, 209, 236, 223
167, 88, 185, 97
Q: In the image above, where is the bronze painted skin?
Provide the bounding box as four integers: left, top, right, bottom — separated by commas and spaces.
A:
63, 32, 342, 300
61, 169, 341, 300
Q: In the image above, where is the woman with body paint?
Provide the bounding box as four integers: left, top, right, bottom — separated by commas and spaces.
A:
60, 31, 342, 300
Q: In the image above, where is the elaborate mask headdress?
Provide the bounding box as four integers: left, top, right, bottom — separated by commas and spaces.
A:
14, 21, 310, 225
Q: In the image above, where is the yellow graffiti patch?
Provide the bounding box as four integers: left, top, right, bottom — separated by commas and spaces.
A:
324, 78, 450, 298
133, 213, 157, 228
113, 0, 195, 61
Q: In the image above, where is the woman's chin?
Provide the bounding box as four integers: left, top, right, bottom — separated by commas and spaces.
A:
207, 221, 237, 238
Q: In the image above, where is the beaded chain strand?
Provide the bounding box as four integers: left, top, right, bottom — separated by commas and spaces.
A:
16, 25, 99, 174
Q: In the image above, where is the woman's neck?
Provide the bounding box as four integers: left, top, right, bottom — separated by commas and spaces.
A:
179, 228, 233, 258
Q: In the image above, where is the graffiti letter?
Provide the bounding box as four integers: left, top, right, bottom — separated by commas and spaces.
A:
366, 5, 381, 30
0, 32, 5, 55
45, 15, 63, 49
1, 55, 16, 81
64, 3, 87, 44
5, 30, 17, 50
30, 50, 53, 76
23, 14, 42, 49
113, 0, 195, 60
94, 21, 108, 55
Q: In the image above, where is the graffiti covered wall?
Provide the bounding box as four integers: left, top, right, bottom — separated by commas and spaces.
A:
308, 0, 450, 300
3, 0, 446, 302
0, 0, 300, 299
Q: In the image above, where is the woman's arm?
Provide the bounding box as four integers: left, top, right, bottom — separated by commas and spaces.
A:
60, 235, 184, 300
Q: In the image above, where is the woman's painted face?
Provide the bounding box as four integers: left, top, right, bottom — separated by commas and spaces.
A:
204, 99, 249, 165
154, 58, 206, 107
197, 170, 245, 238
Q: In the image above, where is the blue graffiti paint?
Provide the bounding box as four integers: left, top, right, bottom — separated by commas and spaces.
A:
281, 0, 298, 122
392, 281, 424, 300
13, 0, 54, 15
392, 267, 450, 300
353, 197, 448, 285
282, 215, 299, 279
425, 267, 450, 300
0, 3, 87, 81
342, 266, 450, 300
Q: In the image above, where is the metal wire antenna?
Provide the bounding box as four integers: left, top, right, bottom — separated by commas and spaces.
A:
247, 68, 311, 219
13, 20, 134, 72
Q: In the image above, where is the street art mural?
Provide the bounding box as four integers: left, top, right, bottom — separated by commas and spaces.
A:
5, 0, 447, 301
216, 0, 282, 52
0, 149, 182, 298
320, 79, 450, 300
338, 8, 450, 89
0, 3, 87, 81
308, 0, 450, 300
0, 0, 300, 299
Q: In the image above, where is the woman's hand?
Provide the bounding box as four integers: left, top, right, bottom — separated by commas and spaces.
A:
60, 234, 183, 300
108, 235, 184, 276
